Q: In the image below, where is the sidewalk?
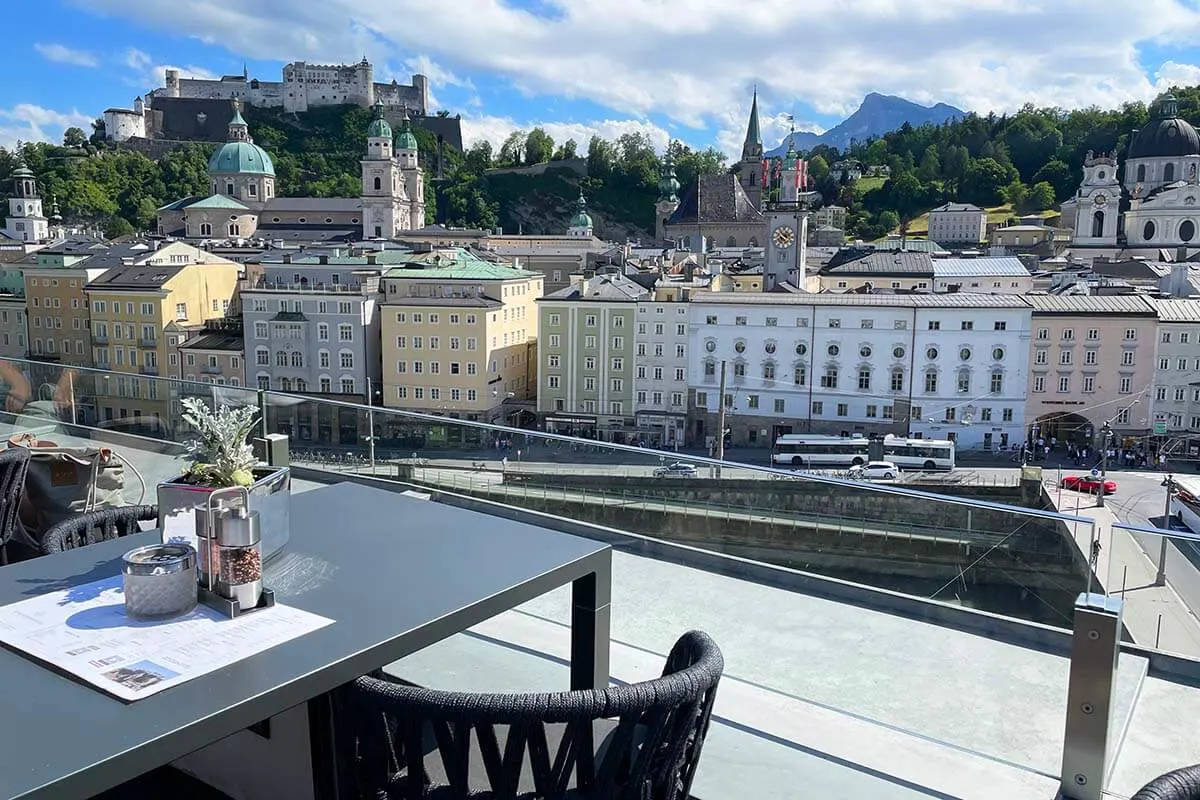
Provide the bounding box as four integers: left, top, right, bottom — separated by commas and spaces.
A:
1047, 484, 1200, 658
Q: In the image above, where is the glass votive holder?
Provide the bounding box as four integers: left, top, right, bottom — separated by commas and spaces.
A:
122, 543, 198, 620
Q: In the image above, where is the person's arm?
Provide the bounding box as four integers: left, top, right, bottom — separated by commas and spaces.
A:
0, 361, 32, 413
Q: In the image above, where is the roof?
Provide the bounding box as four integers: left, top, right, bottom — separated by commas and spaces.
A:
666, 174, 763, 226
869, 239, 949, 253
822, 252, 933, 275
1130, 95, 1200, 159
180, 329, 244, 351
539, 272, 649, 302
184, 194, 249, 211
208, 140, 275, 177
931, 258, 1030, 278
1151, 298, 1200, 322
85, 263, 184, 289
930, 203, 983, 213
1022, 294, 1157, 315
383, 295, 501, 308
380, 248, 541, 280
261, 197, 362, 213
366, 102, 392, 139
691, 292, 1030, 308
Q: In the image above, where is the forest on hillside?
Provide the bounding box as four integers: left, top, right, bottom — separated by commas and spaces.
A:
3, 86, 1200, 241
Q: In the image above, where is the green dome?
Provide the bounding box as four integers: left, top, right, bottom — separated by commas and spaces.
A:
208, 141, 275, 177
396, 113, 418, 152
569, 192, 593, 229
367, 102, 392, 139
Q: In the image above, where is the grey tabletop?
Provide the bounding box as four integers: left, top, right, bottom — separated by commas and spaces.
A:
0, 481, 611, 800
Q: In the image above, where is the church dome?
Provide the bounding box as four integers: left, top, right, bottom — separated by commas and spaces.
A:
208, 140, 275, 177
1129, 94, 1200, 159
396, 112, 418, 152
569, 192, 593, 229
367, 102, 392, 139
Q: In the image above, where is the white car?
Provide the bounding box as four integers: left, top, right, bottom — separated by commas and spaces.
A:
654, 462, 699, 478
848, 460, 899, 481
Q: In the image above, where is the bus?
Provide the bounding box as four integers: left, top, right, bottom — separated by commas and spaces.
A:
771, 434, 956, 471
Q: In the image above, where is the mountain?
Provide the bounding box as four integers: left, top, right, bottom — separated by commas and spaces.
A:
766, 92, 964, 156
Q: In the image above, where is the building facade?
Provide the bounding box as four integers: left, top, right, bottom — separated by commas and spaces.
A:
687, 293, 1032, 451
537, 272, 648, 440
1149, 299, 1200, 443
1024, 295, 1159, 445
0, 264, 26, 360
633, 298, 691, 448
2, 163, 49, 244
927, 203, 987, 245
380, 249, 541, 425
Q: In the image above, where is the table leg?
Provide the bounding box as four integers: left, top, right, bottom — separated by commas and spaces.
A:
570, 549, 612, 690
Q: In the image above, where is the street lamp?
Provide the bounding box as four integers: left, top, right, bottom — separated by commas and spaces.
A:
1158, 474, 1177, 586
1097, 420, 1113, 508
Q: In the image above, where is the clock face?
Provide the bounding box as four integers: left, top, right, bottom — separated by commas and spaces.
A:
773, 225, 796, 248
1094, 194, 1107, 206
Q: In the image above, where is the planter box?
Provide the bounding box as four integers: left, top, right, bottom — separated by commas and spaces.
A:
157, 467, 291, 563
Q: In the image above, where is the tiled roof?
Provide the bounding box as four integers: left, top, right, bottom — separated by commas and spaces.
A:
180, 330, 244, 351
381, 248, 540, 280
822, 252, 933, 275
539, 272, 649, 302
666, 174, 764, 226
85, 263, 184, 289
868, 239, 949, 253
931, 203, 983, 212
692, 292, 1030, 308
1023, 294, 1157, 315
185, 194, 250, 211
931, 258, 1030, 277
1151, 298, 1200, 322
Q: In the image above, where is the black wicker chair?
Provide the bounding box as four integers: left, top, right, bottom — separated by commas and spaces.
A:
40, 504, 159, 554
1134, 765, 1200, 799
335, 629, 723, 800
0, 446, 31, 565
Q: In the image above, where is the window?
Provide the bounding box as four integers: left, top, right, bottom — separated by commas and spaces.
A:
612, 357, 624, 371
340, 352, 353, 369
1183, 332, 1192, 344
1116, 408, 1131, 425
706, 315, 718, 325
613, 316, 624, 328
611, 378, 623, 392
1125, 328, 1137, 341
763, 363, 776, 380
836, 403, 848, 417
928, 320, 940, 331
860, 319, 874, 329
1034, 349, 1048, 365
1087, 328, 1099, 341
175, 303, 187, 320
924, 371, 938, 393
1033, 375, 1045, 393
1060, 349, 1072, 365
1163, 331, 1173, 343
1062, 328, 1074, 340
1084, 349, 1097, 365
828, 319, 841, 328
1058, 376, 1070, 393
1176, 387, 1188, 402
747, 395, 759, 409
735, 316, 747, 326
612, 336, 623, 349
858, 367, 871, 390
547, 376, 560, 389
961, 321, 974, 331
338, 324, 352, 342
1119, 376, 1132, 394
994, 321, 1007, 331
585, 314, 597, 327
1037, 328, 1048, 340
275, 350, 287, 367
812, 401, 824, 416
341, 378, 354, 394
990, 372, 1003, 393
1181, 358, 1190, 371
256, 347, 269, 366
319, 350, 330, 368
794, 366, 807, 386
1122, 351, 1135, 366
957, 371, 970, 393
821, 368, 838, 389
254, 321, 268, 339
549, 313, 561, 326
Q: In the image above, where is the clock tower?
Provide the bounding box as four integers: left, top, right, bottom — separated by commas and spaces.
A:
763, 140, 808, 290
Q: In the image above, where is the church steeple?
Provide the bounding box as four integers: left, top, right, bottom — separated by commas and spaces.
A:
741, 86, 763, 161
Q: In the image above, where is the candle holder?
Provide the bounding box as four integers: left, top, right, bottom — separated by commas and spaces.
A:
196, 486, 276, 618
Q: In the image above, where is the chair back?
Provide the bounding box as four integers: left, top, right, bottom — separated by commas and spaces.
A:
1133, 764, 1200, 799
338, 630, 723, 800
40, 504, 159, 554
0, 446, 31, 563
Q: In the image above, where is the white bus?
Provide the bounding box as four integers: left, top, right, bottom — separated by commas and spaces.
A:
772, 434, 956, 471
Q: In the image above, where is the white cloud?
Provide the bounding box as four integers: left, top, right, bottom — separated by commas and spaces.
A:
66, 0, 1200, 152
124, 47, 152, 71
402, 55, 472, 89
0, 104, 94, 149
460, 113, 672, 155
33, 43, 98, 68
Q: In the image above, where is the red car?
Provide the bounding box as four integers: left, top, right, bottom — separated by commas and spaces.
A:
1061, 475, 1118, 495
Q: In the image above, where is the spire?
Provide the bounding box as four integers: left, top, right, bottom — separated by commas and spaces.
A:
228, 98, 251, 142
742, 85, 762, 161
658, 142, 680, 203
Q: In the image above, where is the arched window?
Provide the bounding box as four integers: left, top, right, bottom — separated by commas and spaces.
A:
1144, 220, 1156, 241
1182, 220, 1196, 242
726, 236, 737, 247
1137, 164, 1146, 183
279, 377, 292, 391
373, 176, 381, 191
682, 236, 692, 250
748, 237, 759, 247
1165, 163, 1176, 183
1092, 210, 1104, 238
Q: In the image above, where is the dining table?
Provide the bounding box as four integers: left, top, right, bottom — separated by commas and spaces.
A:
0, 480, 612, 800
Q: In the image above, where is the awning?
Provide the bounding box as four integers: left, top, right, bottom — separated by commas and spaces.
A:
545, 416, 595, 424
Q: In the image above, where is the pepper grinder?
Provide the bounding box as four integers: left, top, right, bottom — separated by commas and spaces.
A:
214, 503, 263, 611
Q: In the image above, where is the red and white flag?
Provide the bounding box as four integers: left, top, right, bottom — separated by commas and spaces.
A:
762, 158, 770, 188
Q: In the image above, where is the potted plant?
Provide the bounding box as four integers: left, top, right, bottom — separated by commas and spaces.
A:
157, 397, 291, 562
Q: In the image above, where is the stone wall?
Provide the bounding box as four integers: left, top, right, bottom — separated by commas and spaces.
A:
485, 158, 588, 178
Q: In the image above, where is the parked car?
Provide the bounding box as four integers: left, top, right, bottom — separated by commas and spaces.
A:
654, 462, 699, 478
847, 461, 899, 481
1061, 475, 1118, 495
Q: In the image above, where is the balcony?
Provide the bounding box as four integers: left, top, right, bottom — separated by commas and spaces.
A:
92, 333, 108, 344
137, 338, 157, 348
251, 278, 365, 294
5, 357, 1200, 799
138, 365, 159, 376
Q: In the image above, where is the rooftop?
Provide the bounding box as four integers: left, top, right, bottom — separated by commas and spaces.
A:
1151, 297, 1200, 322
381, 248, 541, 281
931, 202, 984, 212
666, 173, 764, 226
539, 272, 650, 302
931, 257, 1031, 278
693, 291, 1030, 307
1022, 294, 1158, 315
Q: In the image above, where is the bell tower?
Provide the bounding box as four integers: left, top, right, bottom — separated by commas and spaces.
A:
763, 129, 808, 291
656, 145, 680, 244
3, 162, 49, 243
739, 87, 765, 210
361, 101, 406, 239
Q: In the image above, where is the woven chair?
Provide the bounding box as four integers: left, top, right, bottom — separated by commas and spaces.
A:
0, 446, 31, 565
40, 504, 159, 555
335, 630, 723, 800
1134, 765, 1200, 799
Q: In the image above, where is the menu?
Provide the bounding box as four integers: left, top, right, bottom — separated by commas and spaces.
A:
0, 576, 334, 702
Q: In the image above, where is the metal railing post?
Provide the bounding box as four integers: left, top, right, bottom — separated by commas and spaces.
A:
1060, 592, 1123, 800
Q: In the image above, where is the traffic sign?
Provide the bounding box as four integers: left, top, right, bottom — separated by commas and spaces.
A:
1091, 468, 1100, 478
1154, 420, 1168, 435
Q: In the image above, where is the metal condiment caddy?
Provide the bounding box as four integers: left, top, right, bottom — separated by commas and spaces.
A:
196, 485, 275, 618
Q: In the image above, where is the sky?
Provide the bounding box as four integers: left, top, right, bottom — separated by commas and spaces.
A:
6, 0, 1200, 158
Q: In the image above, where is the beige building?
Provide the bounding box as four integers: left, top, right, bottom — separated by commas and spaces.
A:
1024, 294, 1159, 446
171, 320, 246, 410
85, 252, 240, 430
20, 240, 116, 366
379, 248, 541, 425
928, 203, 987, 245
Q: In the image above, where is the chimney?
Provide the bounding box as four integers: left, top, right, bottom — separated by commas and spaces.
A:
366, 253, 377, 265
282, 253, 292, 264
318, 255, 328, 265
1177, 246, 1188, 262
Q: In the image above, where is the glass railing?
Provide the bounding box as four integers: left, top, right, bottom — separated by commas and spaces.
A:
0, 356, 1156, 779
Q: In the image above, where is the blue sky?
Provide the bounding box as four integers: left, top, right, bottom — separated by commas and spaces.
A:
6, 0, 1200, 157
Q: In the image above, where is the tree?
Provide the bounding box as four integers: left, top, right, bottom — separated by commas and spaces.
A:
89, 118, 107, 148
864, 139, 889, 165
1027, 181, 1057, 211
63, 127, 87, 149
918, 145, 940, 182
1003, 179, 1028, 211
103, 216, 135, 239
961, 157, 1018, 206
1031, 159, 1075, 200
586, 135, 616, 179
524, 128, 554, 165
807, 154, 829, 184
552, 138, 578, 160
877, 210, 900, 233
463, 140, 493, 173
497, 130, 525, 167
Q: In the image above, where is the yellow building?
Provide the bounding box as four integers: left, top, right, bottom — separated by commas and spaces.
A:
84, 251, 240, 430
20, 239, 113, 365
379, 248, 542, 424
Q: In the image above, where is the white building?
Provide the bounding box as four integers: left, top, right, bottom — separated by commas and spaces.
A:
1150, 299, 1200, 439
634, 298, 690, 447
927, 203, 987, 245
687, 293, 1032, 451
2, 163, 49, 244
1064, 151, 1121, 247
360, 104, 425, 238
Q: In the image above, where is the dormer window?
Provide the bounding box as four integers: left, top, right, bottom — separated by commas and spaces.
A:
248, 184, 257, 197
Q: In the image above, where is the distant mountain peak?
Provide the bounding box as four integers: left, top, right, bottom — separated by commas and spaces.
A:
767, 93, 964, 156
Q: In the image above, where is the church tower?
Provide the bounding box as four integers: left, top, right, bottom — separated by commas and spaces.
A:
361, 101, 407, 239
567, 191, 594, 238
2, 161, 49, 243
1070, 150, 1120, 246
655, 145, 680, 244
763, 128, 808, 290
395, 107, 425, 230
738, 88, 765, 210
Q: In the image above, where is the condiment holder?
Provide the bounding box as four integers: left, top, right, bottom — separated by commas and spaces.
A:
122, 543, 198, 619
196, 486, 275, 618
